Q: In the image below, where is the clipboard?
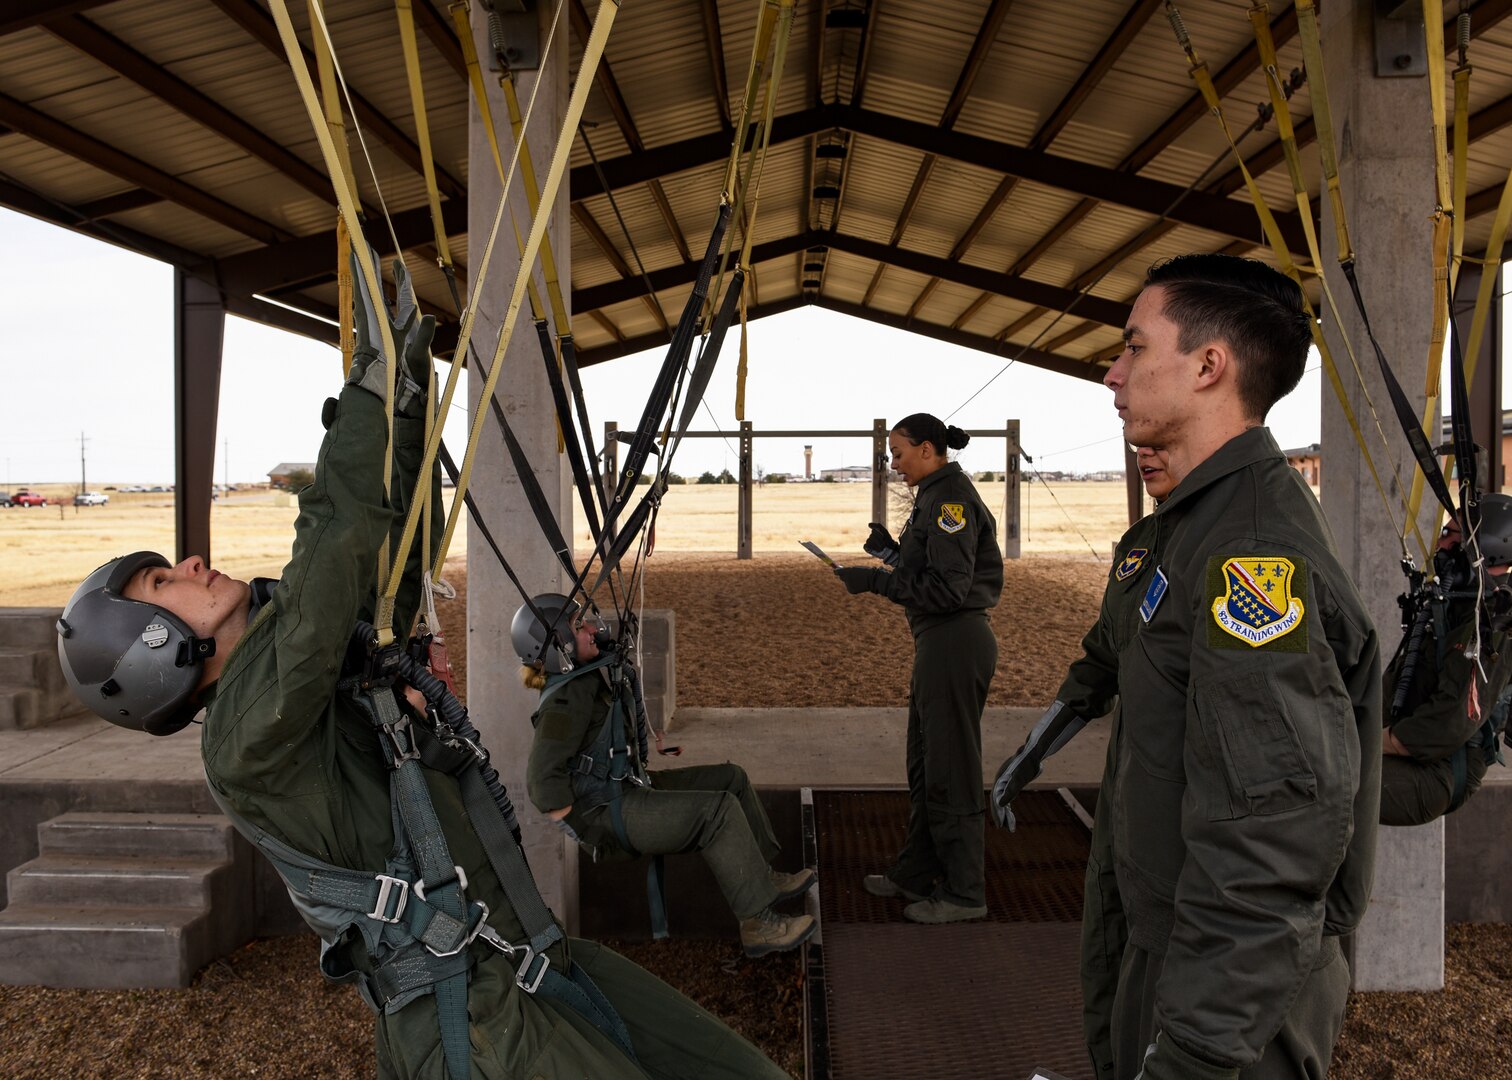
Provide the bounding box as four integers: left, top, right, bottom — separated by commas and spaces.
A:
799, 540, 843, 569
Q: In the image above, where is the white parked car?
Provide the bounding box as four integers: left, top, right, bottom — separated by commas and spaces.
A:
73, 492, 109, 506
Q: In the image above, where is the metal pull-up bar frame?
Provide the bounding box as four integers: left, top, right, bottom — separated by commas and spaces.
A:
602, 419, 1022, 560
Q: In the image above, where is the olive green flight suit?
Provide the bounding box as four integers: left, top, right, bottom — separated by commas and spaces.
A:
865, 461, 1003, 908
202, 386, 784, 1079
1053, 514, 1160, 1079
526, 670, 783, 919
1380, 596, 1512, 826
1085, 428, 1380, 1080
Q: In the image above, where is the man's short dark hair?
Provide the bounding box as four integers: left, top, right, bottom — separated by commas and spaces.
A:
1144, 254, 1313, 420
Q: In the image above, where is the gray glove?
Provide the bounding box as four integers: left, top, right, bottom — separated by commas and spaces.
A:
991, 701, 1087, 830
864, 522, 901, 566
347, 249, 436, 415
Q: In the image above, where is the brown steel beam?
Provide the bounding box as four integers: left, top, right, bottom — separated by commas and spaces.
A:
0, 91, 292, 245
588, 308, 626, 343
0, 175, 198, 266
45, 14, 341, 205
174, 269, 225, 565
864, 0, 1014, 306
0, 0, 116, 36
216, 196, 467, 294
569, 0, 691, 263
948, 4, 1299, 332
74, 188, 164, 220
209, 0, 465, 201
819, 296, 1104, 384
577, 294, 808, 367
699, 0, 732, 130
412, 0, 467, 83
572, 201, 670, 334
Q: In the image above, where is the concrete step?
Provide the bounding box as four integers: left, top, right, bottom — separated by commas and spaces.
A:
7, 854, 229, 909
0, 609, 62, 651
39, 813, 237, 861
0, 687, 44, 730
0, 904, 214, 989
0, 645, 64, 692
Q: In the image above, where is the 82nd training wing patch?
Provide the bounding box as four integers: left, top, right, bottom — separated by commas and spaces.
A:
1206, 555, 1308, 651
937, 502, 967, 534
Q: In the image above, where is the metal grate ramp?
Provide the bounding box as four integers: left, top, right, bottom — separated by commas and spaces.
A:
805, 789, 1093, 1080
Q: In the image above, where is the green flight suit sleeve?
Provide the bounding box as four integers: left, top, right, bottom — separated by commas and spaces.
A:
527, 678, 598, 813
878, 485, 980, 613
1152, 550, 1375, 1072
356, 407, 443, 640
1056, 587, 1121, 721
264, 386, 396, 741
1389, 619, 1499, 762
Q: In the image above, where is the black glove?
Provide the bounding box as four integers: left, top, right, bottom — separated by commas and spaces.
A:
834, 565, 879, 595
864, 522, 901, 566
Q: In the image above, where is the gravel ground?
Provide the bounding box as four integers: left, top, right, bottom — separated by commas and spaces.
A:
7, 555, 1508, 1076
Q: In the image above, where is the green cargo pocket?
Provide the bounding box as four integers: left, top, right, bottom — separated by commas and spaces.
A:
1195, 670, 1316, 817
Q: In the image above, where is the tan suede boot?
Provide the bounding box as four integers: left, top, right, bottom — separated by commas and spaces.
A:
739, 909, 817, 957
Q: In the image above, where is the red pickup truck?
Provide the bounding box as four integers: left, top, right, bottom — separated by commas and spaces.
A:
12, 490, 48, 508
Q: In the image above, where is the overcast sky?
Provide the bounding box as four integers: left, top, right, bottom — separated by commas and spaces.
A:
8, 204, 1471, 491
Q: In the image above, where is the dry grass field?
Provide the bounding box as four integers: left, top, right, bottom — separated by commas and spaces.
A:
1, 479, 1136, 608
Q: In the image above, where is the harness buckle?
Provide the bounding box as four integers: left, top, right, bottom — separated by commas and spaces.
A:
570, 754, 595, 776
370, 874, 410, 925
513, 945, 550, 993
414, 864, 468, 902
380, 712, 423, 768
427, 900, 491, 958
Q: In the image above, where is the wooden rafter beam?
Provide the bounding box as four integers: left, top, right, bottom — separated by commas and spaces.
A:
577, 294, 807, 367
411, 0, 467, 83
572, 202, 670, 334
0, 0, 116, 36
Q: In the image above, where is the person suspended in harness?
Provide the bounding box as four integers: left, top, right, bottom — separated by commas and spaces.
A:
1380, 494, 1512, 827
513, 595, 817, 957
55, 253, 791, 1080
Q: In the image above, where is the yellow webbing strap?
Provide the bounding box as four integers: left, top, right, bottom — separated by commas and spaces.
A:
391, 0, 621, 598
396, 0, 454, 271
1294, 0, 1351, 263
1178, 6, 1423, 560
1451, 64, 1470, 289
337, 216, 355, 376
1404, 0, 1454, 539
271, 0, 400, 634
1250, 4, 1427, 561
313, 20, 360, 211
735, 283, 749, 421
500, 73, 572, 336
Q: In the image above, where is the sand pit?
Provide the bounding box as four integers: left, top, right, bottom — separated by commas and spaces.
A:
428, 550, 1109, 709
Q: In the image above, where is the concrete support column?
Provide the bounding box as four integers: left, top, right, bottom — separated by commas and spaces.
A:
464, 6, 576, 925
1002, 419, 1020, 558
1319, 0, 1443, 991
173, 269, 224, 564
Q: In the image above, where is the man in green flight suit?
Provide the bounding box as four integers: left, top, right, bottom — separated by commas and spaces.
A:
994, 254, 1380, 1080
56, 257, 788, 1079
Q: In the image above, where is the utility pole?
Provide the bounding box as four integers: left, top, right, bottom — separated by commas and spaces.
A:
79, 431, 88, 494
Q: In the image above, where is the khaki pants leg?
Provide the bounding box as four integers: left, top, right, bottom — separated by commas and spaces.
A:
650, 763, 781, 863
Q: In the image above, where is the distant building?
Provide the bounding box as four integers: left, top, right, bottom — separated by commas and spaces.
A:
820, 465, 871, 481
267, 462, 317, 488
1285, 444, 1322, 487
1440, 410, 1512, 491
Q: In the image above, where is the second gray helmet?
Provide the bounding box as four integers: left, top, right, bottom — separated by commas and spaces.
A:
511, 593, 579, 674
1475, 493, 1512, 567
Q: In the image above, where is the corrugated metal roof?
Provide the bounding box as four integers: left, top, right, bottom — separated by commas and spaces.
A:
2, 0, 1508, 382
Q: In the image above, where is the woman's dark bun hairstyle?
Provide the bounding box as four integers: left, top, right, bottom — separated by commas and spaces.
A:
894, 412, 969, 456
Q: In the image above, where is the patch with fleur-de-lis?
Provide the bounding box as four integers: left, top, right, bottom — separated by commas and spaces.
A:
1207, 555, 1308, 651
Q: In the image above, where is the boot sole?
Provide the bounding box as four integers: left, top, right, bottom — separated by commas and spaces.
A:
902, 904, 988, 925
742, 918, 818, 958
862, 877, 926, 903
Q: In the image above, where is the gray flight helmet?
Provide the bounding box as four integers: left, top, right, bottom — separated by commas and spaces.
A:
511, 593, 579, 674
56, 552, 215, 736
1477, 493, 1512, 567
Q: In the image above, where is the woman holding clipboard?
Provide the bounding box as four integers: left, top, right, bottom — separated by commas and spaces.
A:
832, 412, 1002, 923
